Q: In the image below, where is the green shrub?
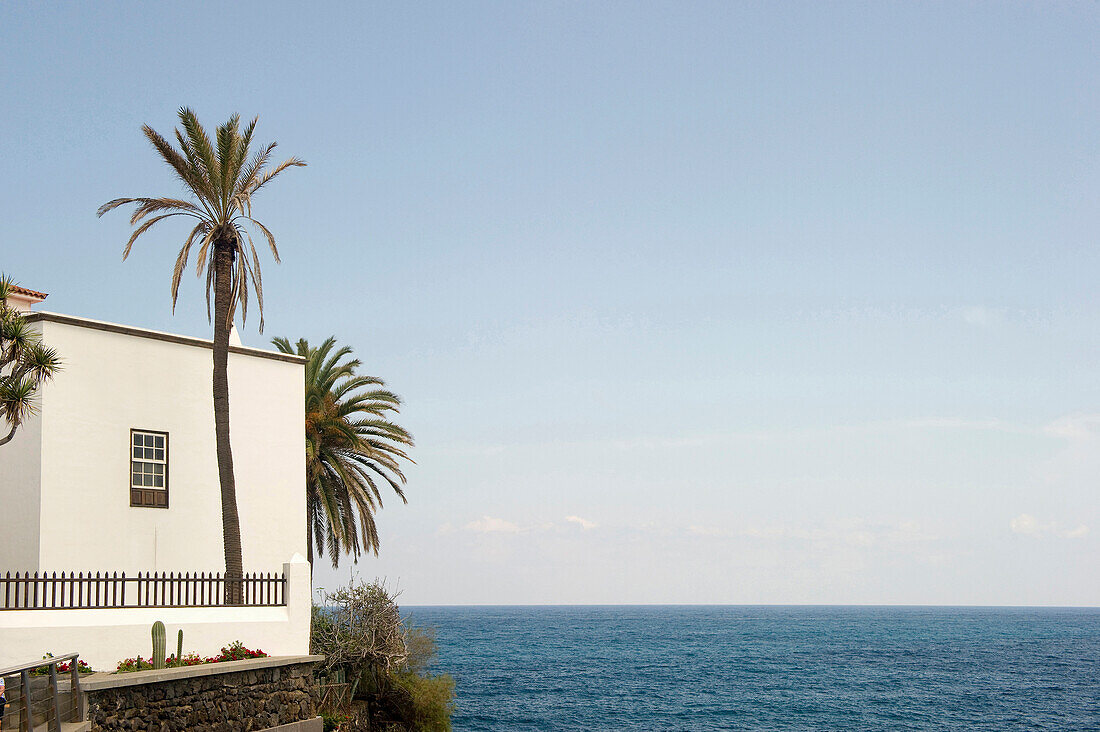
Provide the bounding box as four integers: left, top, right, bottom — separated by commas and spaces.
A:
392, 670, 455, 732
403, 625, 437, 676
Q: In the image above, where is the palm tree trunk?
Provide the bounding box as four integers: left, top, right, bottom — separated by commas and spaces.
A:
306, 503, 314, 569
213, 242, 244, 604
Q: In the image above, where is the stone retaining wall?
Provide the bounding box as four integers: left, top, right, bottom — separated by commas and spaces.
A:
78, 655, 324, 732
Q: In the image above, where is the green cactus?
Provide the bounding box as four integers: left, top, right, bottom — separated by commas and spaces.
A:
151, 621, 166, 669
177, 629, 184, 665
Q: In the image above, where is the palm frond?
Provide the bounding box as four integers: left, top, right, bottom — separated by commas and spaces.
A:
249, 156, 307, 196
122, 212, 193, 260
128, 197, 202, 226
177, 108, 220, 203
245, 217, 280, 262
144, 125, 213, 207
171, 222, 209, 312
215, 114, 241, 205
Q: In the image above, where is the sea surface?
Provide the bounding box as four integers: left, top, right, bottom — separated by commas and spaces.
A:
404, 605, 1100, 731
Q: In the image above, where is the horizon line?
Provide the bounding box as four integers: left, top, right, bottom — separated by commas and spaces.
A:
398, 602, 1100, 609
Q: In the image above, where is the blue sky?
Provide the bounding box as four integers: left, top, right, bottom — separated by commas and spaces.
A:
3, 2, 1098, 604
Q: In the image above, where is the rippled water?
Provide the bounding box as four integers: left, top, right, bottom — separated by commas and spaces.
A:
405, 605, 1100, 731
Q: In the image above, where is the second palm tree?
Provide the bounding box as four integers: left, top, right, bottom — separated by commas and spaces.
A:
273, 336, 414, 567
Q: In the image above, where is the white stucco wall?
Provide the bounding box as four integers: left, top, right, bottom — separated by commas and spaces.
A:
0, 400, 43, 572
6, 313, 306, 574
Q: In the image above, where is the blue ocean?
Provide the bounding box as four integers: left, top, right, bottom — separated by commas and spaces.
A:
405, 605, 1100, 731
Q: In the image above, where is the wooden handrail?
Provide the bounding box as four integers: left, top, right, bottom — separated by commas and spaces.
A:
0, 652, 79, 677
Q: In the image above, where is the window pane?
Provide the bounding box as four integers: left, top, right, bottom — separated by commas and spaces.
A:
155, 436, 164, 448
153, 464, 163, 475
132, 472, 142, 486
143, 475, 153, 487
154, 449, 165, 461
133, 447, 142, 458
143, 447, 153, 459
153, 476, 164, 488
132, 461, 142, 472
134, 435, 142, 446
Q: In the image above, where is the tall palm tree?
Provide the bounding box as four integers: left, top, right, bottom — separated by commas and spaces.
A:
0, 275, 62, 447
273, 336, 414, 567
98, 108, 304, 600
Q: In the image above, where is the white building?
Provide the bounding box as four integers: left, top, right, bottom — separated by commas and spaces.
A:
0, 290, 311, 669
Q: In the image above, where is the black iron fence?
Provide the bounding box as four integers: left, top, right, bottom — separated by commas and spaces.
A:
0, 571, 286, 609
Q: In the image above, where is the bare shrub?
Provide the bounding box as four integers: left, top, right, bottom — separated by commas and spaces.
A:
312, 581, 408, 674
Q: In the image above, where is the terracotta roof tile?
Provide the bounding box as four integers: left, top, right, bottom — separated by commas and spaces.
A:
9, 285, 48, 300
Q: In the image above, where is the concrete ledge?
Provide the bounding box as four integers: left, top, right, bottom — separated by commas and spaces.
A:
73, 655, 324, 691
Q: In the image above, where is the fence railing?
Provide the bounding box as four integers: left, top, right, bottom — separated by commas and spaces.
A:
0, 651, 84, 731
0, 571, 286, 610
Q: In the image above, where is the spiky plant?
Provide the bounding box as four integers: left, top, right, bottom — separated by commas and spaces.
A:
0, 275, 61, 446
273, 336, 414, 567
98, 108, 304, 601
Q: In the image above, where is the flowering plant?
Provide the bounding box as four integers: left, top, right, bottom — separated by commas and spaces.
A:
115, 656, 154, 673
115, 642, 267, 673
211, 641, 267, 662
31, 653, 95, 675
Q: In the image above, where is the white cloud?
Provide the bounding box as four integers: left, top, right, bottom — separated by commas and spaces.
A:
1042, 414, 1100, 440
687, 524, 729, 537
565, 515, 598, 530
687, 519, 935, 546
460, 515, 604, 534
961, 305, 1006, 327
1010, 513, 1043, 536
1010, 514, 1089, 539
464, 516, 523, 534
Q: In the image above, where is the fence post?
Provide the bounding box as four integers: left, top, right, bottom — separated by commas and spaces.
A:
284, 556, 311, 656
19, 668, 31, 732
70, 655, 84, 722
48, 661, 62, 732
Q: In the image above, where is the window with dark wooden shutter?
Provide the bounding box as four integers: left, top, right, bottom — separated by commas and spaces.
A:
130, 429, 169, 508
